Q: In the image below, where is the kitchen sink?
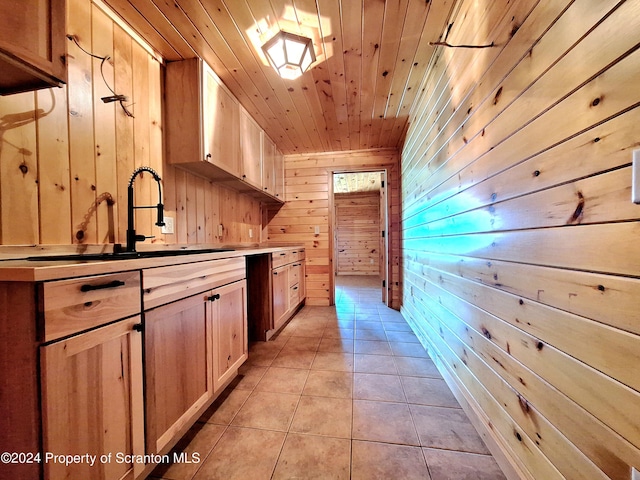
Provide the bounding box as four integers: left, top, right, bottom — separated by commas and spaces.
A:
26, 248, 234, 261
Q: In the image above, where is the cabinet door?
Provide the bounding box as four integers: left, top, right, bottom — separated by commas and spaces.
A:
210, 280, 248, 391
41, 316, 144, 480
272, 264, 289, 331
239, 107, 262, 188
202, 63, 240, 176
0, 0, 66, 94
262, 133, 277, 195
274, 147, 285, 200
145, 294, 213, 454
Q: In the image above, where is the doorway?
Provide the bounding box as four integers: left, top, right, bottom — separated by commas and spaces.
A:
331, 170, 389, 306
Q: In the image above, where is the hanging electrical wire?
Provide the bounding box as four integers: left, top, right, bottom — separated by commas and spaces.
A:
66, 34, 135, 118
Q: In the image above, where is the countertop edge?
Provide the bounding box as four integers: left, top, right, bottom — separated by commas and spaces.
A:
0, 246, 305, 282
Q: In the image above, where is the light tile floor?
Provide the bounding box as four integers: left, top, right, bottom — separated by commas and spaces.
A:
151, 276, 507, 480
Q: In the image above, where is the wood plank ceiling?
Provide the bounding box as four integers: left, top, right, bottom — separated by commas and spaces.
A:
334, 172, 381, 194
102, 0, 456, 155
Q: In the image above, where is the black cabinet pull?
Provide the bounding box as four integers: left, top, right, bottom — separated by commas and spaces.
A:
293, 286, 298, 290
133, 323, 144, 332
208, 293, 221, 302
280, 253, 286, 256
80, 280, 125, 292
273, 271, 278, 275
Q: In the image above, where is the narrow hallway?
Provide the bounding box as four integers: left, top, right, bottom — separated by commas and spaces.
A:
151, 276, 506, 479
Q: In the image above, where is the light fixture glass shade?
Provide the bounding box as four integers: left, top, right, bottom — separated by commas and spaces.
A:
262, 31, 316, 79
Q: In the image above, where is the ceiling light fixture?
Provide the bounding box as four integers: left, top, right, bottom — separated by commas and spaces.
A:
262, 31, 316, 80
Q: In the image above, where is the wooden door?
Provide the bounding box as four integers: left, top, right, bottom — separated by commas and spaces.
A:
239, 107, 262, 188
274, 147, 285, 200
41, 316, 145, 480
379, 171, 388, 305
272, 264, 289, 330
202, 63, 240, 176
144, 294, 213, 454
262, 133, 277, 195
211, 280, 248, 391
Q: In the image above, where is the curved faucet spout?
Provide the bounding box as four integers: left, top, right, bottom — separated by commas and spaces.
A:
126, 166, 165, 252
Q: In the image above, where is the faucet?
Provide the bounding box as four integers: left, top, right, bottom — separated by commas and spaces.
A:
126, 166, 165, 252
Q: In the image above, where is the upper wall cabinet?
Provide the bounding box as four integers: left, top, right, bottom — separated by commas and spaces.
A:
0, 0, 67, 95
165, 58, 283, 205
239, 106, 262, 189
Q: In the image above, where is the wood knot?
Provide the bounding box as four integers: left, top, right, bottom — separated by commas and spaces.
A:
597, 284, 605, 292
567, 191, 585, 224
75, 230, 85, 241
519, 299, 524, 305
591, 97, 601, 107
533, 170, 540, 177
19, 164, 29, 174
493, 86, 503, 105
536, 341, 544, 351
481, 327, 492, 340
515, 431, 522, 442
517, 394, 530, 413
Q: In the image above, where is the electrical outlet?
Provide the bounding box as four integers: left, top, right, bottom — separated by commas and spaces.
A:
314, 225, 320, 235
633, 149, 640, 204
161, 216, 174, 234
218, 224, 223, 237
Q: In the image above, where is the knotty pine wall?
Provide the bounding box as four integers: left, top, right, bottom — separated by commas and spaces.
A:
0, 0, 260, 248
400, 0, 640, 479
335, 192, 380, 276
267, 149, 400, 308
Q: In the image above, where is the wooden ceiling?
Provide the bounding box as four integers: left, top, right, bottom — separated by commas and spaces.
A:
102, 0, 455, 155
334, 172, 382, 194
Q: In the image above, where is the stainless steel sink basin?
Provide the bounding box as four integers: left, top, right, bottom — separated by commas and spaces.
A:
26, 248, 234, 261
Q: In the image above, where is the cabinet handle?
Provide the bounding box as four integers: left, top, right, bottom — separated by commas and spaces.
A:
280, 253, 286, 256
206, 153, 212, 159
208, 293, 221, 302
273, 271, 278, 276
293, 286, 298, 290
133, 323, 144, 332
80, 280, 125, 292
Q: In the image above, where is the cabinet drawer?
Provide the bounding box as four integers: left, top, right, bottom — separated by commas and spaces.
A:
289, 283, 300, 307
291, 249, 305, 262
289, 263, 301, 286
272, 251, 291, 268
143, 257, 245, 309
40, 271, 141, 342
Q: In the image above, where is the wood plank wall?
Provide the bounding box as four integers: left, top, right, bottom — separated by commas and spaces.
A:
400, 0, 640, 478
267, 149, 400, 308
335, 192, 380, 276
0, 0, 261, 248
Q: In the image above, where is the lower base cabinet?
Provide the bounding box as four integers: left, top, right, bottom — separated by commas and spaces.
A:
212, 280, 248, 390
144, 279, 247, 457
40, 316, 145, 480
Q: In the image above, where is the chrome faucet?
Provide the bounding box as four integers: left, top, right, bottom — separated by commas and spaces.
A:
126, 166, 165, 252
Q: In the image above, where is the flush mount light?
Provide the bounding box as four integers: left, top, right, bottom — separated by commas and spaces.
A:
262, 30, 316, 80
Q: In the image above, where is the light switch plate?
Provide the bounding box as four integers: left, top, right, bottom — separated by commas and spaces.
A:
218, 224, 223, 237
632, 467, 639, 480
161, 216, 174, 234
249, 228, 253, 238
314, 225, 320, 235
633, 149, 640, 204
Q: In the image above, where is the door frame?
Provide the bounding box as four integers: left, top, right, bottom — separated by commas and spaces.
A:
329, 168, 390, 307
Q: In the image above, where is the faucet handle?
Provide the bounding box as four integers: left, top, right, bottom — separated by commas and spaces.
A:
135, 234, 154, 242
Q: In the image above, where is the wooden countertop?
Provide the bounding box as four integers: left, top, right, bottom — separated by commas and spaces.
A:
0, 245, 305, 282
